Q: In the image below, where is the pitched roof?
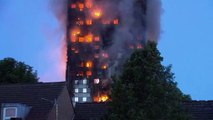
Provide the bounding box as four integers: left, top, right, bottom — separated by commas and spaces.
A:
183, 100, 213, 120
74, 101, 213, 120
74, 102, 108, 120
0, 82, 66, 120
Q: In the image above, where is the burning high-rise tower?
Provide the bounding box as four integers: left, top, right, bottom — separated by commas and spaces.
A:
65, 0, 160, 103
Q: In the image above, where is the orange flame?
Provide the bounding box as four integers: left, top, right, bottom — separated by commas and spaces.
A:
102, 64, 108, 70
79, 37, 85, 42
78, 3, 84, 11
92, 9, 102, 19
85, 0, 93, 9
86, 61, 93, 68
94, 94, 109, 102
70, 28, 80, 42
85, 34, 93, 43
86, 71, 92, 76
71, 28, 80, 36
86, 19, 93, 25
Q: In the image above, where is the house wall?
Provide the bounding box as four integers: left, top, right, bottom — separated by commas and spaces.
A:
48, 86, 74, 120
48, 107, 56, 120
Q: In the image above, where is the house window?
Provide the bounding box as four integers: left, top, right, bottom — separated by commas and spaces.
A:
3, 107, 17, 120
75, 88, 79, 93
83, 79, 87, 84
83, 88, 87, 93
74, 97, 79, 102
82, 97, 87, 102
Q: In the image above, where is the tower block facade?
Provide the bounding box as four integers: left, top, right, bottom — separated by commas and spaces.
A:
66, 0, 147, 103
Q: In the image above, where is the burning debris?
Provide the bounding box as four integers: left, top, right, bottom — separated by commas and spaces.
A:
50, 0, 162, 103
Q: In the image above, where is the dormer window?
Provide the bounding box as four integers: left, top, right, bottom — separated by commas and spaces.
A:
3, 107, 17, 120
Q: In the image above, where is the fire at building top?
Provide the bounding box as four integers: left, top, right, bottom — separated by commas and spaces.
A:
65, 0, 160, 103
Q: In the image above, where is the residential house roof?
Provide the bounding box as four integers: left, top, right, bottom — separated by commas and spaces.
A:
0, 82, 66, 120
74, 102, 108, 120
183, 100, 213, 120
74, 101, 213, 120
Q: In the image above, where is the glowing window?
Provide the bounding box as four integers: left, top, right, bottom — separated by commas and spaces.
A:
83, 79, 87, 84
3, 107, 17, 120
78, 3, 84, 11
74, 97, 79, 102
83, 97, 87, 102
75, 89, 79, 93
75, 80, 78, 84
83, 88, 87, 93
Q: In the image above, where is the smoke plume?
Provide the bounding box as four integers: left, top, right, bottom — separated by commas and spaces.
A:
146, 0, 162, 41
41, 0, 67, 82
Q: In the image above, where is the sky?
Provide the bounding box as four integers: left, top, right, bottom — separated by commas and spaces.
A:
0, 0, 213, 100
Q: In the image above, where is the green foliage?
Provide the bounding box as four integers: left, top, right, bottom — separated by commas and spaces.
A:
108, 42, 191, 120
0, 57, 38, 84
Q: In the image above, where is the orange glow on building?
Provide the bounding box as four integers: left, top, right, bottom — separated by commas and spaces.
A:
75, 50, 79, 54
102, 64, 107, 70
85, 34, 93, 43
94, 36, 100, 42
79, 37, 85, 42
113, 19, 119, 25
78, 71, 84, 76
86, 61, 93, 68
86, 19, 93, 25
71, 28, 81, 36
71, 36, 77, 42
137, 44, 143, 49
71, 4, 76, 9
92, 9, 102, 19
78, 3, 84, 11
94, 94, 109, 102
86, 71, 92, 76
71, 47, 75, 51
77, 20, 84, 25
85, 0, 93, 8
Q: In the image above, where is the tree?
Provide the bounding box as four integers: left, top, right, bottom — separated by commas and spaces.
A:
108, 42, 191, 120
0, 57, 38, 84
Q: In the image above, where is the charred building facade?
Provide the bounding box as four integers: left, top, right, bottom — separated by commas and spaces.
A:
66, 0, 147, 103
